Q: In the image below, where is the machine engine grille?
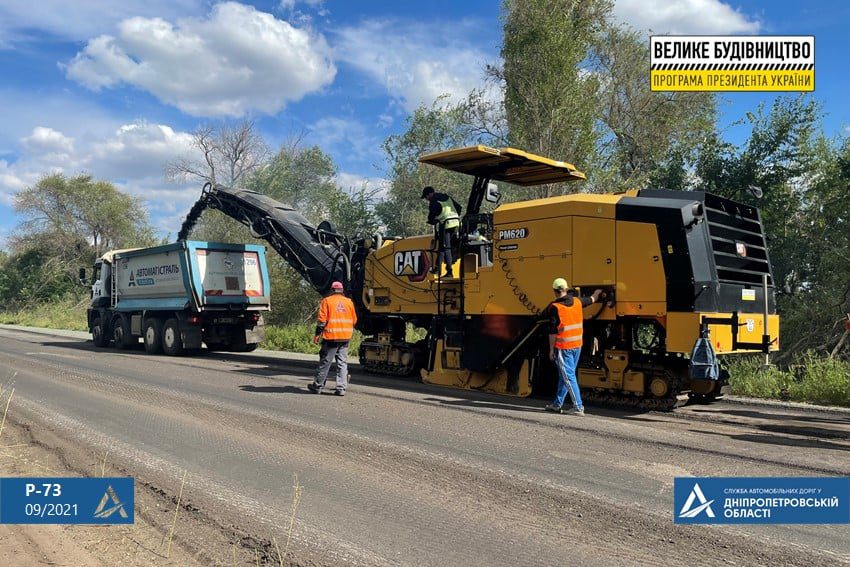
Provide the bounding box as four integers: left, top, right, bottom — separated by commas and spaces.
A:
703, 193, 773, 286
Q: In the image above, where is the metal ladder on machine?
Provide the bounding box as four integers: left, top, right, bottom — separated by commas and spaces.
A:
429, 175, 489, 376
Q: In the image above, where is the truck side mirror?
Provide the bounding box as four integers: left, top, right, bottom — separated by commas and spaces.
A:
485, 182, 501, 204
78, 268, 87, 285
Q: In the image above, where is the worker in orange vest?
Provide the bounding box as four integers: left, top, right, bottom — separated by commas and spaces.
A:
544, 278, 603, 415
308, 281, 357, 396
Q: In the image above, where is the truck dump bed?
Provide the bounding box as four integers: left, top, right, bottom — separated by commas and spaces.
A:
112, 241, 270, 312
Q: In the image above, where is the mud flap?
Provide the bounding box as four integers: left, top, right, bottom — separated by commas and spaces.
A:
181, 325, 203, 349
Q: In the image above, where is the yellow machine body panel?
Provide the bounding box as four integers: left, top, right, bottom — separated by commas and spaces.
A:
614, 221, 667, 317
421, 340, 534, 397
667, 312, 780, 354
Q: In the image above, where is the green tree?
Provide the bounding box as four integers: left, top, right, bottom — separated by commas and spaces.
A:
773, 136, 850, 357
13, 173, 156, 261
694, 96, 820, 296
245, 142, 382, 325
591, 25, 716, 192
246, 142, 339, 225
498, 0, 610, 198
4, 173, 155, 307
0, 246, 77, 307
378, 100, 478, 236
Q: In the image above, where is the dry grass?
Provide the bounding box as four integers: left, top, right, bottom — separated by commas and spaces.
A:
164, 470, 188, 559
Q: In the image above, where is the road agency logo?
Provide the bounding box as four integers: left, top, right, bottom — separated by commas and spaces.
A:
674, 477, 850, 525
94, 485, 129, 519
678, 482, 715, 519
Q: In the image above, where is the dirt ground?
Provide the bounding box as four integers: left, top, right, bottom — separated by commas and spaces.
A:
0, 415, 286, 567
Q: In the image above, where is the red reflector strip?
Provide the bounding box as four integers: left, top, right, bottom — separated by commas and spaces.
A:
244, 290, 261, 297
205, 290, 224, 296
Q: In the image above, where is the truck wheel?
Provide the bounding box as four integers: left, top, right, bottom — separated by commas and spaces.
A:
162, 318, 184, 356
143, 318, 163, 354
92, 317, 108, 347
112, 317, 134, 350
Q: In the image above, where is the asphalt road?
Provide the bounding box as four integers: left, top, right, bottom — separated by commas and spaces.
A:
1, 325, 849, 566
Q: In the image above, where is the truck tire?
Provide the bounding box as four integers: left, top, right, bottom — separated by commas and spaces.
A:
112, 316, 135, 350
92, 317, 108, 347
162, 318, 184, 356
143, 318, 163, 354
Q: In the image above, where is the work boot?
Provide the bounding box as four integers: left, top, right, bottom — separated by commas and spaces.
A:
565, 407, 585, 416
307, 383, 322, 394
544, 403, 563, 413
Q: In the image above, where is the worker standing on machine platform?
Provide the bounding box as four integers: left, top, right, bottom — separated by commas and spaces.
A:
422, 186, 462, 278
309, 281, 357, 396
545, 278, 603, 415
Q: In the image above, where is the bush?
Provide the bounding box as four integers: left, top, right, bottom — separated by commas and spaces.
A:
727, 356, 790, 399
0, 296, 88, 331
786, 353, 850, 406
261, 323, 363, 355
726, 352, 850, 407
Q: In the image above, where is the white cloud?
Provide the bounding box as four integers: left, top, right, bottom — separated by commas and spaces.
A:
336, 172, 388, 190
90, 123, 195, 180
280, 0, 324, 10
614, 0, 760, 34
0, 122, 201, 234
22, 127, 74, 154
65, 2, 336, 117
0, 90, 116, 154
0, 160, 27, 206
0, 0, 202, 47
334, 20, 496, 112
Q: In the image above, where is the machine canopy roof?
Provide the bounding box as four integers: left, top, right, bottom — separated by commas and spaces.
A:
418, 145, 586, 187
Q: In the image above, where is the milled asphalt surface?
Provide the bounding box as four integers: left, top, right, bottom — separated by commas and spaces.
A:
1, 325, 849, 566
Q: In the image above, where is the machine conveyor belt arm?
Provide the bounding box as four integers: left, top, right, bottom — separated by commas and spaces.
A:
178, 183, 349, 294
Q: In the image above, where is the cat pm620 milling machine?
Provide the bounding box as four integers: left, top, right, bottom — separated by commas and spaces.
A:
180, 145, 779, 410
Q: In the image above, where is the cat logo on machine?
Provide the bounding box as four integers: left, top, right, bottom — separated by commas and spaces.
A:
498, 227, 529, 240
393, 250, 430, 282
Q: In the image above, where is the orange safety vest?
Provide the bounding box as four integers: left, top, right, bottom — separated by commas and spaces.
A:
552, 299, 585, 350
318, 294, 357, 341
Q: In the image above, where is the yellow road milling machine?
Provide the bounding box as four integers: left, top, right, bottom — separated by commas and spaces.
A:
179, 146, 779, 410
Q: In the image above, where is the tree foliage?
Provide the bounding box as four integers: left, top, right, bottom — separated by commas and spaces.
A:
591, 25, 715, 191
1, 173, 156, 308
377, 100, 481, 237
498, 0, 610, 198
13, 173, 155, 259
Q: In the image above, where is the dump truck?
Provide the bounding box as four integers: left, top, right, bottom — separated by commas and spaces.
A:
82, 240, 270, 354
178, 146, 779, 410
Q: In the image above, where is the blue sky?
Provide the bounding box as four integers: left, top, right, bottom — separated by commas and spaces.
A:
0, 0, 847, 245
